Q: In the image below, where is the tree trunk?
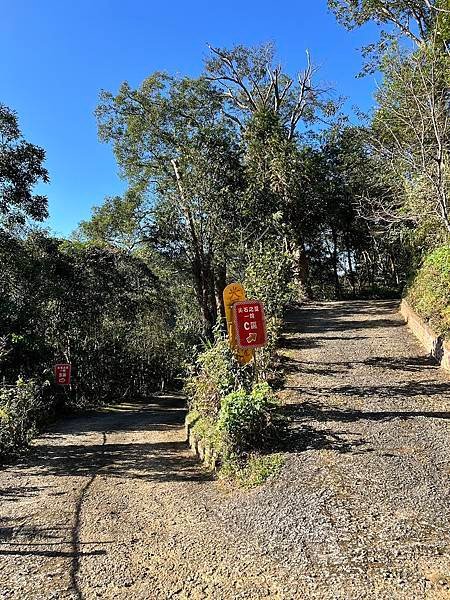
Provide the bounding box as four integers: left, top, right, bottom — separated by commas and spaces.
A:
214, 261, 227, 326
170, 160, 219, 338
331, 229, 341, 300
389, 251, 400, 287
191, 257, 215, 339
291, 237, 309, 299
346, 235, 356, 298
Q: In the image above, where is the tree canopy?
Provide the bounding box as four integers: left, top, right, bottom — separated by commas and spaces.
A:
0, 104, 49, 229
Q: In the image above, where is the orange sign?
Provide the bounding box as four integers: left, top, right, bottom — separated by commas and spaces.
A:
222, 283, 253, 365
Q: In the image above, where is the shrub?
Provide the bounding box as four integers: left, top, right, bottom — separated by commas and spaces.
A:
185, 252, 292, 486
185, 332, 253, 418
0, 378, 48, 458
185, 340, 288, 486
407, 245, 450, 338
243, 244, 296, 379
217, 382, 285, 457
191, 414, 225, 456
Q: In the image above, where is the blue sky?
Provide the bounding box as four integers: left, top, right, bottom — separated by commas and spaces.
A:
1, 1, 380, 237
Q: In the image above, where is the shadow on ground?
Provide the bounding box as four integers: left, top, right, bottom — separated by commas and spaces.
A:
278, 354, 438, 377
283, 300, 401, 336
19, 439, 210, 482
276, 300, 450, 457
285, 380, 450, 400
0, 393, 211, 600
12, 395, 210, 485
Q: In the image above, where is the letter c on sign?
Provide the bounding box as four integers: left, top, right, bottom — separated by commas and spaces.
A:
244, 322, 250, 331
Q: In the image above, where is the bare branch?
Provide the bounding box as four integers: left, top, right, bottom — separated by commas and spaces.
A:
207, 45, 259, 111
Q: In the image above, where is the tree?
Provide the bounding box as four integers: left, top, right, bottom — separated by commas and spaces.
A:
330, 0, 450, 249
328, 1, 445, 55
371, 38, 450, 237
205, 44, 338, 292
205, 44, 335, 138
0, 231, 180, 397
77, 189, 146, 251
0, 104, 49, 229
95, 75, 246, 337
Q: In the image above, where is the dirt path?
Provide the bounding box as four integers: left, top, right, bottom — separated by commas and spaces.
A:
1, 301, 450, 599
0, 396, 292, 600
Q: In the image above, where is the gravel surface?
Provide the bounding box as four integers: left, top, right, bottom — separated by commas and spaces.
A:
1, 300, 450, 599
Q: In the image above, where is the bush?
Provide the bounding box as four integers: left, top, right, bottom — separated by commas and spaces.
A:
407, 245, 450, 338
217, 382, 285, 457
185, 257, 291, 486
185, 332, 253, 418
0, 378, 48, 458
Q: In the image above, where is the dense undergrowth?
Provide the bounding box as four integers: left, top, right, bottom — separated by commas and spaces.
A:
0, 379, 48, 456
407, 245, 450, 339
186, 344, 288, 486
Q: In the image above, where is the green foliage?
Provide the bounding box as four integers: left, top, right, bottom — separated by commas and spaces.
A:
371, 40, 450, 239
330, 0, 450, 249
186, 332, 287, 486
205, 43, 337, 134
186, 333, 253, 418
220, 452, 284, 488
217, 382, 285, 457
0, 104, 49, 229
407, 245, 450, 338
187, 375, 287, 486
0, 378, 47, 458
328, 1, 437, 74
0, 232, 184, 408
191, 414, 224, 455
242, 111, 296, 229
243, 242, 296, 375
7, 36, 442, 461
96, 73, 246, 337
328, 0, 436, 33
244, 243, 295, 318
76, 190, 145, 251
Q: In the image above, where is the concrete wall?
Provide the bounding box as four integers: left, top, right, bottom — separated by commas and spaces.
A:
400, 299, 450, 372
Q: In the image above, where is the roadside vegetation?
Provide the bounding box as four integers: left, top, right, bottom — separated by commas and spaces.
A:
1, 1, 449, 479
407, 246, 450, 339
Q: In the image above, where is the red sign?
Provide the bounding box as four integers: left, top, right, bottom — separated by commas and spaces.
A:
54, 363, 71, 385
232, 300, 267, 349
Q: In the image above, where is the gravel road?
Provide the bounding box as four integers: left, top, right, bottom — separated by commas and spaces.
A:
1, 300, 450, 599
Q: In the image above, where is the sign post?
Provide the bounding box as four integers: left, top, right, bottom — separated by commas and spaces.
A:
232, 300, 267, 350
54, 363, 71, 386
223, 283, 253, 365
223, 283, 268, 366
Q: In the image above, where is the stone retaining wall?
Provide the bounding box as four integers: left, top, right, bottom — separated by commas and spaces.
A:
185, 417, 219, 470
400, 299, 450, 372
